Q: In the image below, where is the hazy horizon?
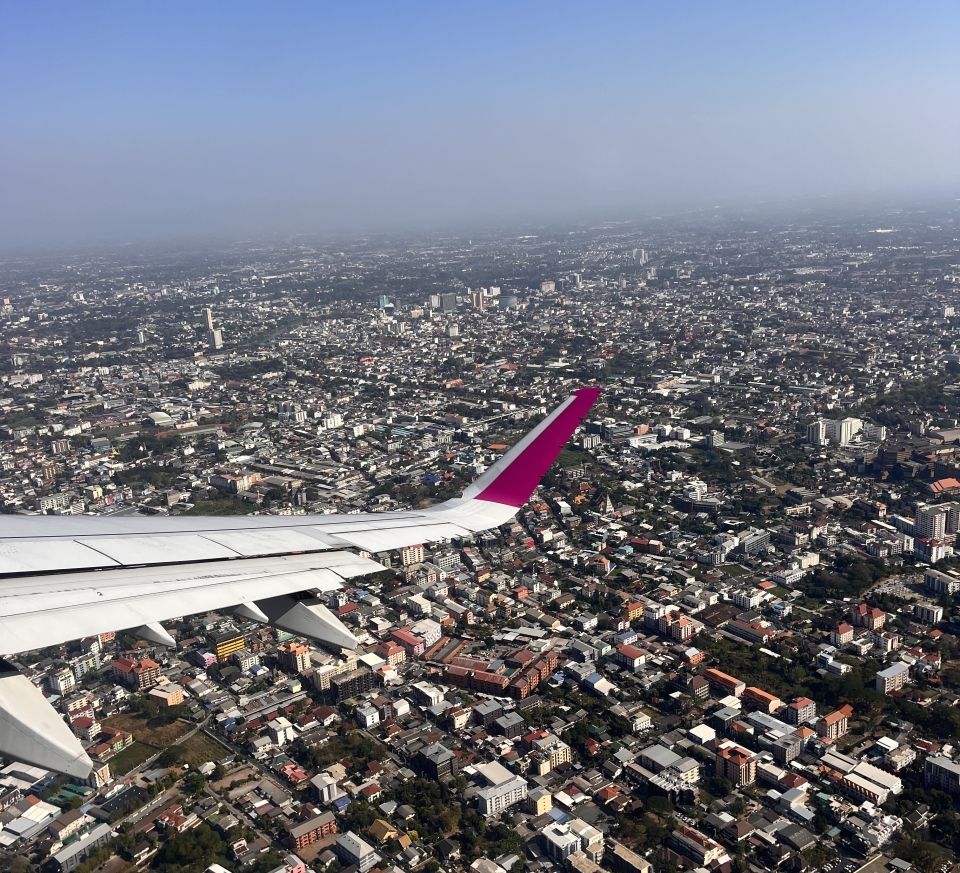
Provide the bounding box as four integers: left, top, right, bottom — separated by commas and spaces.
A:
2, 1, 958, 251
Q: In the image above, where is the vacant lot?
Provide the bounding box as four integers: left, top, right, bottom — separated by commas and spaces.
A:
171, 732, 230, 768
108, 742, 157, 775
103, 713, 191, 747
212, 765, 257, 792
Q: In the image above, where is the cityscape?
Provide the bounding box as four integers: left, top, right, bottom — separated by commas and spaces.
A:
4, 1, 960, 872
2, 201, 960, 873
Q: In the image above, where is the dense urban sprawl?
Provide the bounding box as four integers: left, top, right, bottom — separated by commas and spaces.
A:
3, 204, 960, 873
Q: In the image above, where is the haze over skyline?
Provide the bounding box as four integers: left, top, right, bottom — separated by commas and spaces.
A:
2, 1, 958, 250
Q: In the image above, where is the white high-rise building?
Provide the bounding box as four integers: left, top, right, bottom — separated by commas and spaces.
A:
807, 420, 828, 446
915, 503, 949, 540
825, 417, 862, 446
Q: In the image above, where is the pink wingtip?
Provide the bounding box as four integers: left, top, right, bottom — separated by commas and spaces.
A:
474, 386, 603, 508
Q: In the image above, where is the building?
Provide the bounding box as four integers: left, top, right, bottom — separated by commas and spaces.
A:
51, 822, 113, 872
475, 761, 528, 817
817, 704, 853, 740
614, 644, 646, 671
914, 602, 944, 625
876, 662, 910, 695
852, 603, 887, 631
310, 773, 342, 805
268, 716, 295, 747
772, 732, 802, 765
356, 705, 379, 729
786, 697, 817, 725
568, 818, 605, 862
743, 687, 781, 714
925, 755, 960, 794
806, 420, 827, 446
288, 812, 337, 849
209, 626, 246, 663
148, 684, 185, 707
494, 712, 526, 739
329, 668, 377, 702
390, 628, 426, 658
527, 786, 553, 815
85, 762, 112, 789
824, 417, 861, 447
925, 568, 960, 596
915, 503, 950, 540
670, 826, 726, 867
49, 667, 77, 696
832, 623, 855, 646
278, 642, 311, 673
415, 742, 458, 781
606, 840, 653, 873
400, 543, 425, 566
716, 742, 757, 787
111, 657, 160, 690
541, 821, 582, 863
232, 648, 260, 671
334, 831, 379, 873
374, 641, 405, 666
526, 731, 573, 772
835, 759, 903, 804
703, 668, 745, 697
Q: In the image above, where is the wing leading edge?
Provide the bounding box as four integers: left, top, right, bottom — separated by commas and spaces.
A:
0, 386, 601, 777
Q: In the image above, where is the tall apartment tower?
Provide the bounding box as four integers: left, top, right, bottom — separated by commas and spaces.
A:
916, 503, 948, 541
203, 307, 214, 330
807, 420, 828, 446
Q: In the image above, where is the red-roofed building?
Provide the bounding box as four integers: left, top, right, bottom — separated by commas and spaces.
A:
816, 704, 853, 740
374, 641, 406, 666
743, 687, 782, 714
614, 644, 646, 671
391, 629, 425, 658
360, 782, 382, 801
929, 478, 960, 495
111, 657, 160, 690
852, 603, 886, 630
786, 697, 817, 725
832, 622, 855, 645
70, 716, 101, 742
716, 742, 757, 786
280, 763, 310, 785
703, 668, 746, 697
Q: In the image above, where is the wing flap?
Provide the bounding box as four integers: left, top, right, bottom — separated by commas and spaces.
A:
81, 534, 242, 565
0, 550, 384, 655
0, 539, 121, 574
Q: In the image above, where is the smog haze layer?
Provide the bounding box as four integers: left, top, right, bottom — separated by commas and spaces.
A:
1, 0, 958, 251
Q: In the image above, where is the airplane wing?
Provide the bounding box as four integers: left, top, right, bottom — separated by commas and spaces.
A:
0, 386, 600, 777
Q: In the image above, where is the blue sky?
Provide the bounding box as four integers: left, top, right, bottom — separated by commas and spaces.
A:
1, 1, 958, 248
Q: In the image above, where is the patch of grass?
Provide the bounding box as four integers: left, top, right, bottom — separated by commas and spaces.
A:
184, 498, 252, 516
171, 733, 230, 768
107, 742, 157, 775
103, 713, 191, 747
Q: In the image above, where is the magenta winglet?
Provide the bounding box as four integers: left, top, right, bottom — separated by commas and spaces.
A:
475, 386, 602, 507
